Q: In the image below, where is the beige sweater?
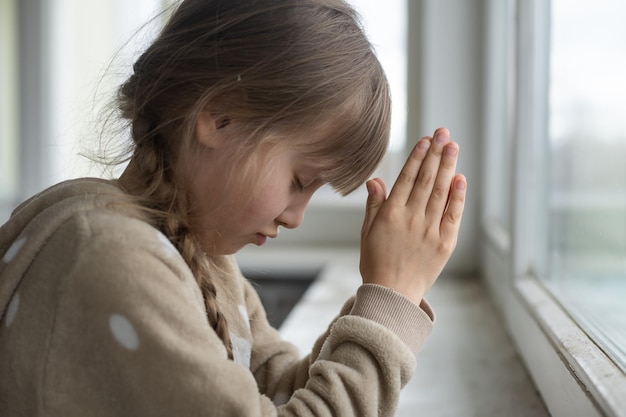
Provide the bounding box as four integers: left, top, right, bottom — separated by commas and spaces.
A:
0, 178, 434, 416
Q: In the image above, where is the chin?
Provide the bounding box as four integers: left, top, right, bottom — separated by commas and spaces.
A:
213, 242, 245, 256
196, 234, 239, 256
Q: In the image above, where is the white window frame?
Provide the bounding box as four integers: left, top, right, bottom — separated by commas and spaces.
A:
482, 1, 626, 416
0, 0, 19, 220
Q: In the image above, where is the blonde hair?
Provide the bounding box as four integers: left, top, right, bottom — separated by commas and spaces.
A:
113, 0, 391, 358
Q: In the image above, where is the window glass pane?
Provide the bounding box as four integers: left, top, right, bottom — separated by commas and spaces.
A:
349, 0, 406, 153
499, 0, 515, 229
0, 0, 18, 204
545, 0, 626, 370
47, 0, 166, 185
484, 0, 516, 230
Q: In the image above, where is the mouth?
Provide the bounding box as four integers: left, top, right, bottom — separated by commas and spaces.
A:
255, 232, 278, 246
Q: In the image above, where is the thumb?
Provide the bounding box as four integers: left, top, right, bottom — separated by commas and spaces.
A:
361, 178, 386, 237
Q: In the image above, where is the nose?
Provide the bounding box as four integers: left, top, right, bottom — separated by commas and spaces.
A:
276, 199, 308, 229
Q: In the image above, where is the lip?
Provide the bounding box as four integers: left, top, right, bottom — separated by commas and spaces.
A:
255, 232, 278, 246
255, 233, 267, 246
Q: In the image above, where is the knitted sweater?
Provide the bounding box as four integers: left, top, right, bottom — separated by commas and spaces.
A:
0, 178, 434, 416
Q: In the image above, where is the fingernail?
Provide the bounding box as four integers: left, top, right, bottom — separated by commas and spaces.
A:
417, 139, 430, 150
366, 182, 375, 196
435, 131, 448, 145
455, 179, 466, 190
444, 145, 458, 157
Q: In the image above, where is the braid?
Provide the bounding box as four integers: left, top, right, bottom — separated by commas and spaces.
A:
175, 228, 234, 360
123, 120, 233, 360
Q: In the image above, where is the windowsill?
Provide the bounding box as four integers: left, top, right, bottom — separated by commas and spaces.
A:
515, 276, 626, 417
482, 221, 626, 417
237, 246, 549, 416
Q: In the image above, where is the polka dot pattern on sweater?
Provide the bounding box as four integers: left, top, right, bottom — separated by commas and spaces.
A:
4, 292, 19, 327
157, 231, 178, 257
109, 314, 140, 350
273, 391, 290, 406
2, 237, 27, 263
238, 304, 250, 329
230, 332, 251, 368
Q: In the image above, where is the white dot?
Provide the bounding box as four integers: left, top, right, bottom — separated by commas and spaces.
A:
273, 391, 290, 406
5, 293, 20, 327
109, 314, 140, 350
238, 304, 250, 329
156, 232, 178, 257
3, 237, 27, 263
230, 332, 251, 368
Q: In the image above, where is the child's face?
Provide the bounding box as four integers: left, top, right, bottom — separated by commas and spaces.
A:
186, 135, 325, 255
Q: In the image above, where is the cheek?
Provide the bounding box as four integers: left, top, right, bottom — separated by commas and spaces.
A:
240, 182, 288, 222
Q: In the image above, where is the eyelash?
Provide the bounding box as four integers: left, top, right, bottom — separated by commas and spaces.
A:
292, 177, 304, 192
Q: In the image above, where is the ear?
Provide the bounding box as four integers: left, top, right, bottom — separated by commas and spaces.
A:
195, 112, 231, 149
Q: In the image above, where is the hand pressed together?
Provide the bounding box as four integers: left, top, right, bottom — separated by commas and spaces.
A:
360, 127, 467, 305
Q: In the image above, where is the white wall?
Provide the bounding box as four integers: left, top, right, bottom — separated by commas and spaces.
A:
407, 0, 484, 273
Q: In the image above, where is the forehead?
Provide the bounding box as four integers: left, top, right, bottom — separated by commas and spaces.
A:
260, 125, 336, 164
254, 141, 329, 179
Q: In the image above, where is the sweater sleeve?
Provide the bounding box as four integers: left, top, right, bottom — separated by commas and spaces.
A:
350, 284, 435, 352
243, 271, 435, 416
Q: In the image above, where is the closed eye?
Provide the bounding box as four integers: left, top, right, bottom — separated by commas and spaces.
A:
292, 176, 304, 192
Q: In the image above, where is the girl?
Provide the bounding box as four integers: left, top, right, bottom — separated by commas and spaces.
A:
0, 0, 466, 415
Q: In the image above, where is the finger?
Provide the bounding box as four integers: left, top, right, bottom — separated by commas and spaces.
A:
423, 141, 459, 218
406, 127, 451, 208
372, 177, 387, 198
386, 136, 431, 204
440, 174, 467, 241
361, 178, 387, 238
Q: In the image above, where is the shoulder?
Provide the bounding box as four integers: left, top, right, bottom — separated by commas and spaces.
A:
33, 178, 187, 277
1, 178, 199, 306
2, 178, 141, 259
10, 177, 125, 219
5, 177, 201, 309
48, 204, 208, 330
59, 205, 196, 292
7, 177, 180, 266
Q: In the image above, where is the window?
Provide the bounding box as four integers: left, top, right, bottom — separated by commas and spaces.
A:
0, 0, 18, 211
349, 0, 406, 154
0, 0, 167, 221
46, 0, 167, 185
543, 0, 626, 372
483, 0, 516, 236
482, 0, 626, 415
